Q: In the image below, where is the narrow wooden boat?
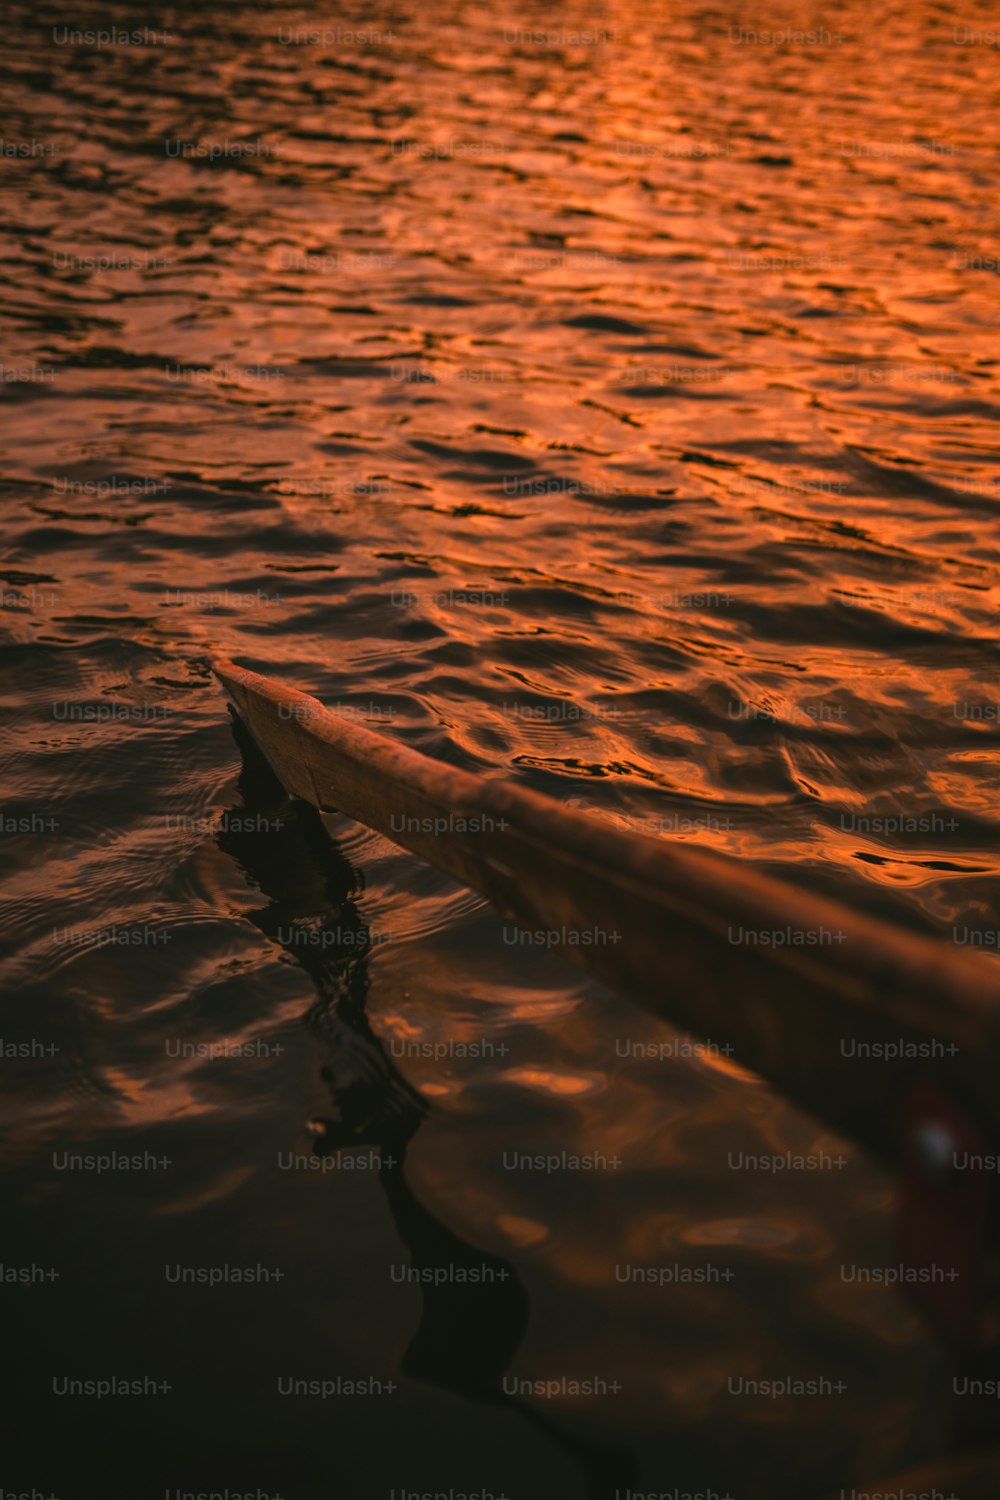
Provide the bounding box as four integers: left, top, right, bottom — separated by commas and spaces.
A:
214, 656, 1000, 1472
211, 657, 1000, 1181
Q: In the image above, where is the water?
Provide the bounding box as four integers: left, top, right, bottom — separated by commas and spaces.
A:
2, 0, 999, 1493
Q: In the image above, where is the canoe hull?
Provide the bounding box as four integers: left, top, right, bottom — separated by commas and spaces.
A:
213, 656, 1000, 1170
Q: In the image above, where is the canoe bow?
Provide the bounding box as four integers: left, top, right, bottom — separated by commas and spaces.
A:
211, 656, 1000, 1176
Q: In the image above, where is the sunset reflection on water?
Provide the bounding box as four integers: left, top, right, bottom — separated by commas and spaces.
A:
1, 0, 999, 1494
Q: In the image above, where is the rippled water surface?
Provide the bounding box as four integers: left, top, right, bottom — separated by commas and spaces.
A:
2, 0, 999, 1493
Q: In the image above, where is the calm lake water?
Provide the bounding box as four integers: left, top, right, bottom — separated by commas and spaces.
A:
2, 0, 999, 1494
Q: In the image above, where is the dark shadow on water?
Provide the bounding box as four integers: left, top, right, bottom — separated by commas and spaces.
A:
217, 708, 639, 1498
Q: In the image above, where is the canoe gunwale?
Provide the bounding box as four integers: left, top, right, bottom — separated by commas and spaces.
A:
211, 656, 1000, 1169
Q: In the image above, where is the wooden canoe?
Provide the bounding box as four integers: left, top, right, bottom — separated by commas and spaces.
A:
211, 657, 1000, 1174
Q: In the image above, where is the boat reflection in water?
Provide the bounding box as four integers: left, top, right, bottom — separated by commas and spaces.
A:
216, 708, 640, 1497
